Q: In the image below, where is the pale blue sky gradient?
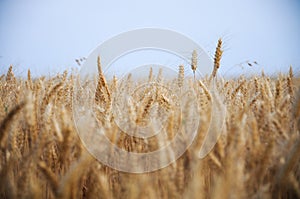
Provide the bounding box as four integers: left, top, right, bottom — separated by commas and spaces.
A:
0, 0, 299, 77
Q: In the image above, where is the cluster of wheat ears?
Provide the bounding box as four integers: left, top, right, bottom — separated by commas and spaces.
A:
0, 39, 300, 199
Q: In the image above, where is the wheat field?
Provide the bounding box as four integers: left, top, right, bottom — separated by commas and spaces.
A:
0, 55, 300, 198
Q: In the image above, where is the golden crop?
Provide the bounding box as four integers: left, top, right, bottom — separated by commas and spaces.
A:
0, 50, 299, 198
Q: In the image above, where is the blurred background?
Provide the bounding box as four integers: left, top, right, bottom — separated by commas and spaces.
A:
0, 0, 299, 77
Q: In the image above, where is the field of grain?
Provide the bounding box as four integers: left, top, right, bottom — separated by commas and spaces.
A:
0, 57, 300, 199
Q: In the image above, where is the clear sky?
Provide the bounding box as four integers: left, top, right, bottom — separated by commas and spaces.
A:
0, 0, 299, 77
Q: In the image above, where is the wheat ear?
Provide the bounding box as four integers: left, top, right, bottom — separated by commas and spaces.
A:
210, 39, 223, 80
191, 50, 198, 80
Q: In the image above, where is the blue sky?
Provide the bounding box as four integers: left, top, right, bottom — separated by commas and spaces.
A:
0, 0, 299, 77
